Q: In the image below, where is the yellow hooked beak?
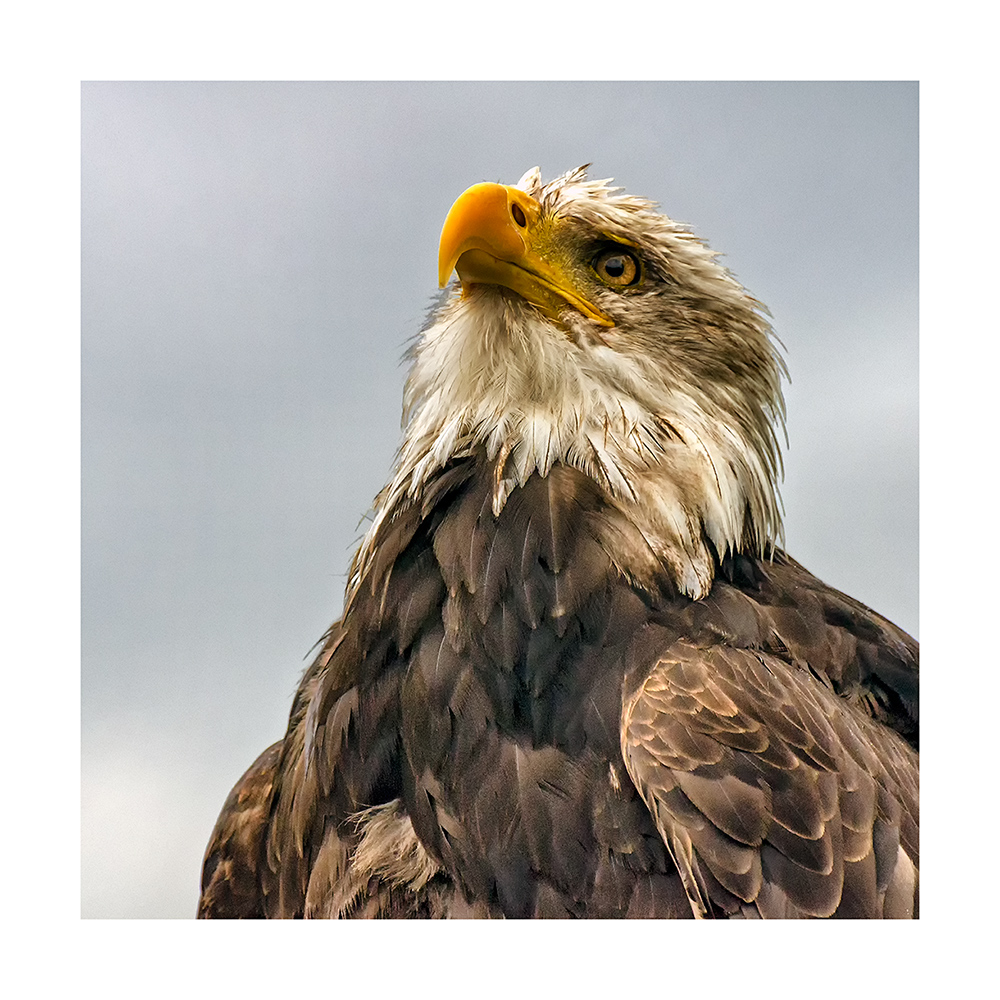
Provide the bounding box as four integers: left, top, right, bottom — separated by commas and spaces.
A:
437, 182, 614, 328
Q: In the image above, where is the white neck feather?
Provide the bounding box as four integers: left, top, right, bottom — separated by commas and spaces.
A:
354, 290, 783, 602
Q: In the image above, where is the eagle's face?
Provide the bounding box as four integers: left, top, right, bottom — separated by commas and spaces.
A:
439, 166, 784, 428
379, 166, 786, 599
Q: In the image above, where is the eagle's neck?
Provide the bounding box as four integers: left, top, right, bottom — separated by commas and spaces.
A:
354, 292, 782, 602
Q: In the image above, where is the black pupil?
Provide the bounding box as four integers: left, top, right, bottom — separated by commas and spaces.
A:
604, 255, 626, 277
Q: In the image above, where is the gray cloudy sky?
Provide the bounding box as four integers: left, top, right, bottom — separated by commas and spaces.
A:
81, 81, 917, 918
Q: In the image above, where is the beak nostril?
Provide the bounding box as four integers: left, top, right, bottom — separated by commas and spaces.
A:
511, 203, 527, 228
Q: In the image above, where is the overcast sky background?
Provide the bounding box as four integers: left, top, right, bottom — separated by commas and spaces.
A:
81, 81, 917, 919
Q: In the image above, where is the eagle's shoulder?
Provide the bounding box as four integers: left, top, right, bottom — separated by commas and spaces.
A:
707, 552, 919, 745
197, 740, 282, 919
620, 556, 919, 918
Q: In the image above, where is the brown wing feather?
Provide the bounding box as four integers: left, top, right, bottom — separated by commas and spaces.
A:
197, 741, 283, 918
621, 640, 918, 918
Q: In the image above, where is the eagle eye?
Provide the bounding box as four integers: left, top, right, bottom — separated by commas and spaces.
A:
592, 246, 640, 287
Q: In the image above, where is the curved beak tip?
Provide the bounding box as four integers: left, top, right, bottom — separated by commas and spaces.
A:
438, 258, 454, 289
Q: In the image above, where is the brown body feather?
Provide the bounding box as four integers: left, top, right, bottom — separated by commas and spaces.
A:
199, 456, 917, 919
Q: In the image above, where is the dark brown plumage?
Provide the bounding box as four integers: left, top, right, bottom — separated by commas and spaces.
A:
198, 167, 918, 919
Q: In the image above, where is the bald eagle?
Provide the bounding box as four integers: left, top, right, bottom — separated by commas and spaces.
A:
198, 166, 918, 919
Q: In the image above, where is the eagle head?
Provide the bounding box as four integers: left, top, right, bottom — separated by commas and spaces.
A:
372, 166, 787, 600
